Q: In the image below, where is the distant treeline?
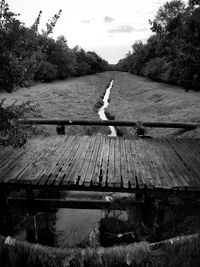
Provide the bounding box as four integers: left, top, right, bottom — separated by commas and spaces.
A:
0, 0, 108, 92
117, 0, 200, 91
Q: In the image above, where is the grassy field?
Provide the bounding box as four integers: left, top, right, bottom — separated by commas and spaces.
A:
1, 71, 200, 137
108, 72, 200, 138
0, 72, 113, 136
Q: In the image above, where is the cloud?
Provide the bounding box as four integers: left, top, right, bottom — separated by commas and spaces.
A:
82, 19, 91, 24
108, 25, 134, 33
108, 25, 149, 34
103, 15, 115, 23
135, 27, 149, 32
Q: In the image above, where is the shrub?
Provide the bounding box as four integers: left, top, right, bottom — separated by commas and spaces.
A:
34, 61, 58, 82
0, 99, 36, 147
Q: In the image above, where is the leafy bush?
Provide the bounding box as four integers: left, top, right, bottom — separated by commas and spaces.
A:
144, 57, 168, 81
35, 61, 58, 82
0, 99, 36, 147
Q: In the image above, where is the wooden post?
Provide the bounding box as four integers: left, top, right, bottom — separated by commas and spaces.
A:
136, 126, 146, 138
152, 199, 165, 242
0, 191, 14, 236
56, 124, 65, 135
26, 188, 35, 216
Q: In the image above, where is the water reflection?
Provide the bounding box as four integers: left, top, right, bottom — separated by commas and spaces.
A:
55, 208, 103, 248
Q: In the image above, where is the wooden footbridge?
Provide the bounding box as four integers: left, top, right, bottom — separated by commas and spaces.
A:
0, 126, 200, 195
0, 119, 200, 236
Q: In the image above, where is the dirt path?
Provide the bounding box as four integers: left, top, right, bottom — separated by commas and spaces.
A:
108, 72, 200, 138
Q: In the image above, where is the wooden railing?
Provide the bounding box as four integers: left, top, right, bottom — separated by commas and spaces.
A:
19, 119, 200, 135
19, 119, 200, 128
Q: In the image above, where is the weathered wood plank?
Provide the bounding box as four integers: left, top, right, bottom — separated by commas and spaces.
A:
39, 136, 71, 185
137, 139, 172, 189
53, 135, 80, 186
101, 137, 110, 187
113, 138, 122, 188
0, 136, 50, 183
83, 136, 102, 187
159, 139, 191, 189
127, 140, 145, 189
124, 140, 138, 188
107, 138, 115, 187
77, 136, 97, 186
55, 135, 83, 186
133, 140, 155, 189
119, 138, 130, 188
167, 139, 200, 189
91, 136, 105, 186
62, 135, 89, 186
19, 136, 62, 184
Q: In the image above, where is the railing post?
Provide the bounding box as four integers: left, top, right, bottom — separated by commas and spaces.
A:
56, 125, 65, 135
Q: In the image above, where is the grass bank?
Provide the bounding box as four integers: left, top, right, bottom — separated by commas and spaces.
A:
0, 72, 114, 136
108, 72, 200, 138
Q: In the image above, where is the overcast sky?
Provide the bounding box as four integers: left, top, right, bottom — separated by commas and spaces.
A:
8, 0, 171, 64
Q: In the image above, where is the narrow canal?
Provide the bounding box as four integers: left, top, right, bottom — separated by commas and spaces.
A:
98, 79, 117, 137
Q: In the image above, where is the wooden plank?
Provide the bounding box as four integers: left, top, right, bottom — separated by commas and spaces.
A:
83, 136, 102, 187
68, 136, 95, 187
53, 135, 80, 186
17, 136, 62, 184
54, 135, 83, 186
76, 136, 98, 186
61, 135, 90, 186
0, 136, 50, 183
124, 139, 138, 188
167, 139, 200, 189
101, 137, 110, 187
133, 140, 155, 189
127, 140, 145, 189
149, 139, 185, 190
113, 137, 122, 188
136, 139, 170, 189
135, 140, 161, 188
159, 139, 191, 189
38, 136, 71, 185
91, 136, 105, 186
0, 146, 17, 169
107, 138, 115, 188
183, 139, 200, 160
119, 138, 130, 188
150, 139, 178, 189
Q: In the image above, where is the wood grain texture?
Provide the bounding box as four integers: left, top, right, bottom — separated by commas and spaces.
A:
0, 135, 200, 193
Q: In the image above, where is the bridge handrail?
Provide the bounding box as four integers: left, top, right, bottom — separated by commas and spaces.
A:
19, 119, 200, 129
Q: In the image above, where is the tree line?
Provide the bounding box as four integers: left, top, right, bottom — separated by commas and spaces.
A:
0, 0, 108, 92
117, 0, 200, 91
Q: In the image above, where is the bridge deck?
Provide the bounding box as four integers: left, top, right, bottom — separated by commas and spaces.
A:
0, 135, 200, 193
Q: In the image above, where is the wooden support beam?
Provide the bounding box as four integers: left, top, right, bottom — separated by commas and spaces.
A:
7, 197, 141, 210
0, 192, 14, 236
26, 189, 35, 215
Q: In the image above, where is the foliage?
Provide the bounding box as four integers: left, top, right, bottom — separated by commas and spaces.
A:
34, 61, 58, 82
0, 0, 108, 92
117, 0, 200, 91
0, 99, 36, 147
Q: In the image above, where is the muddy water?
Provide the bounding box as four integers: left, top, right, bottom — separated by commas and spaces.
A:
98, 80, 117, 137
12, 193, 105, 248
55, 208, 103, 247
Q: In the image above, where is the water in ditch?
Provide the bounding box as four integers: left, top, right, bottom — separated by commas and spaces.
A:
98, 80, 117, 137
